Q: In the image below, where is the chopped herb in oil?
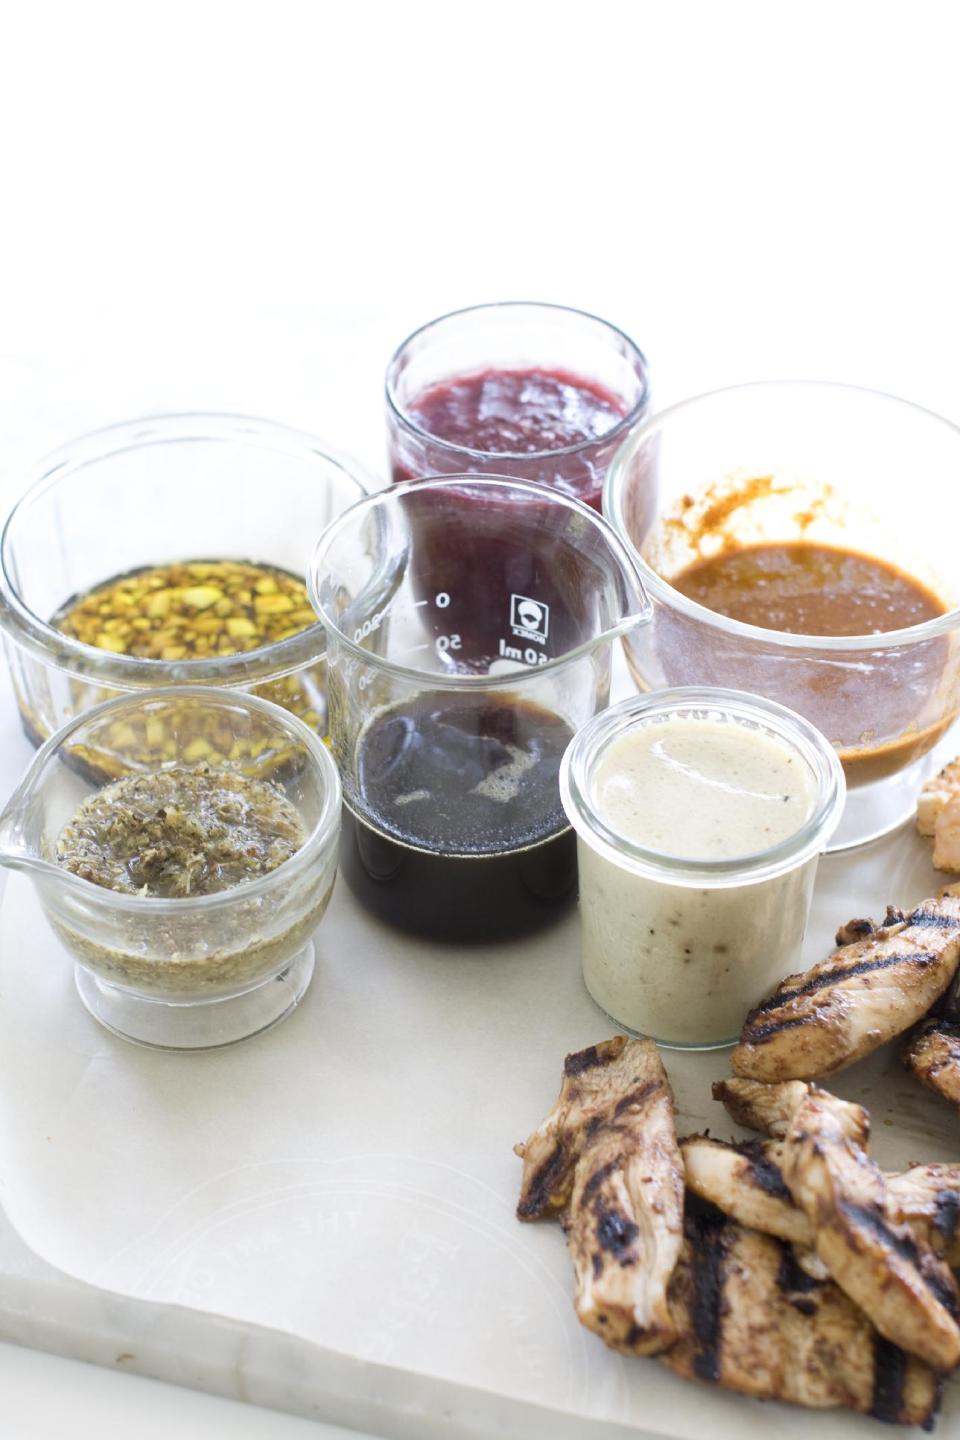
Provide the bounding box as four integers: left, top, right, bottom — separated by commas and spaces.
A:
56, 762, 306, 898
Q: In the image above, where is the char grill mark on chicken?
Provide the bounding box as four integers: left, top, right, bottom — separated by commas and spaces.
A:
682, 1134, 960, 1267
781, 1087, 960, 1372
515, 1034, 632, 1220
731, 897, 960, 1081
887, 1164, 960, 1266
903, 1019, 960, 1114
681, 1136, 811, 1245
662, 1203, 941, 1425
516, 1036, 684, 1354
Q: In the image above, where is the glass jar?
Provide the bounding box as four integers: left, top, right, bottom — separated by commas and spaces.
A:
0, 412, 371, 774
386, 301, 650, 510
560, 687, 845, 1049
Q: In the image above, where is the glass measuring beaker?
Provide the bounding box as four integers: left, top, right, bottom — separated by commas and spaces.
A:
308, 475, 652, 942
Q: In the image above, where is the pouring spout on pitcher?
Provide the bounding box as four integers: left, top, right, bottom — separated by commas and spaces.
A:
0, 769, 61, 882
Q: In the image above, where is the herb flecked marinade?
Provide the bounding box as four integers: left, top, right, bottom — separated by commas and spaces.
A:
56, 762, 306, 899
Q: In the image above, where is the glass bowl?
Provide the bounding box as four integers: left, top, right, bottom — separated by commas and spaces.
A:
0, 412, 371, 778
386, 301, 650, 509
604, 382, 960, 850
0, 687, 341, 1049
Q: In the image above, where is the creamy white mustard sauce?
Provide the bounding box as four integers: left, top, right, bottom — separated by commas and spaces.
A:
579, 716, 819, 1047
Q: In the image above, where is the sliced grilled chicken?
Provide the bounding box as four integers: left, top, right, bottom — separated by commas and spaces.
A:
712, 1076, 870, 1145
781, 1087, 960, 1371
835, 905, 905, 947
903, 1018, 960, 1113
887, 1163, 960, 1265
515, 1034, 633, 1219
681, 1136, 809, 1244
731, 897, 960, 1081
663, 1204, 941, 1425
683, 1133, 960, 1265
516, 1036, 684, 1354
918, 759, 960, 835
918, 758, 960, 871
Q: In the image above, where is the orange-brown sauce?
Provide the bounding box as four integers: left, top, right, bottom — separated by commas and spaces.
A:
674, 542, 945, 637
659, 542, 953, 785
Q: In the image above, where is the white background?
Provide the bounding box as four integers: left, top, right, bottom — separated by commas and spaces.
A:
0, 1, 959, 1434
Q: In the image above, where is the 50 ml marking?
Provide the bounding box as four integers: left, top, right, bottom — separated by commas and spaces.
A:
499, 638, 549, 666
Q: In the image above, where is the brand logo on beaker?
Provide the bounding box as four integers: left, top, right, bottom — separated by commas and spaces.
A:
510, 594, 550, 644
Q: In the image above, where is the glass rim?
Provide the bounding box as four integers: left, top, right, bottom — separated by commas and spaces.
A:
560, 685, 846, 887
385, 300, 651, 462
307, 472, 653, 690
1, 684, 342, 914
603, 378, 960, 651
0, 411, 372, 685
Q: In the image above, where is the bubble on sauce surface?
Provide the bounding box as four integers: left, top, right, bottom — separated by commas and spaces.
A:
355, 692, 573, 856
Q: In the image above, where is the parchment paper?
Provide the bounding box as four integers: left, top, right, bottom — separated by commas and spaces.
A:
0, 814, 957, 1437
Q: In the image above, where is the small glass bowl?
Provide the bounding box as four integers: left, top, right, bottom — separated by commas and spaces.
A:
0, 412, 371, 777
560, 687, 845, 1049
604, 382, 960, 849
0, 687, 341, 1050
386, 301, 650, 509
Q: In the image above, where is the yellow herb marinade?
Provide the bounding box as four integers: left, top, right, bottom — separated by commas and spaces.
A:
52, 559, 317, 661
43, 560, 327, 769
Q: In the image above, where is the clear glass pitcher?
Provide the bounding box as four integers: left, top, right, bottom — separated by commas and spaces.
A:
308, 475, 651, 942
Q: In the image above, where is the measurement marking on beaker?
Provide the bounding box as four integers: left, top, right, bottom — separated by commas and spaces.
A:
499, 637, 549, 667
413, 599, 429, 608
409, 643, 432, 653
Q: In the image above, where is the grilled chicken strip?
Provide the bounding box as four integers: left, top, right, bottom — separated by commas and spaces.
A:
918, 758, 960, 872
663, 1204, 941, 1426
682, 1134, 960, 1265
515, 1035, 634, 1219
903, 1019, 960, 1113
781, 1087, 960, 1372
516, 1036, 684, 1354
681, 1136, 809, 1243
713, 1076, 870, 1145
888, 1164, 960, 1265
731, 897, 960, 1081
